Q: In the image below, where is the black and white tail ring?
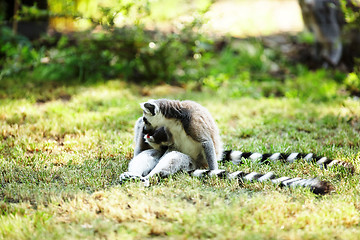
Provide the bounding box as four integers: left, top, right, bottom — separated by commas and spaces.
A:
222, 151, 355, 173
189, 169, 334, 195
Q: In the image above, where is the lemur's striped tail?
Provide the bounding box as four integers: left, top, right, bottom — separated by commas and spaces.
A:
222, 150, 355, 174
189, 169, 334, 195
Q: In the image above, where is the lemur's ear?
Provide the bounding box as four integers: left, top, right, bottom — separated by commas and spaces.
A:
140, 100, 159, 116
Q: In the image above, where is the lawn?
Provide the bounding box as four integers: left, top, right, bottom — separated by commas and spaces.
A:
1, 0, 360, 238
0, 78, 359, 239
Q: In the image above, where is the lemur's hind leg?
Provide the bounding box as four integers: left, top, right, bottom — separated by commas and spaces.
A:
145, 151, 194, 179
119, 149, 162, 182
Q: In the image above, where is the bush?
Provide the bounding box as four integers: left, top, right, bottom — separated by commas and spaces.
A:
344, 61, 360, 96
0, 26, 42, 78
0, 0, 213, 84
284, 69, 339, 101
0, 0, 357, 101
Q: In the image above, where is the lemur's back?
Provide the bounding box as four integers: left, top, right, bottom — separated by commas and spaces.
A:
142, 99, 223, 169
180, 100, 223, 159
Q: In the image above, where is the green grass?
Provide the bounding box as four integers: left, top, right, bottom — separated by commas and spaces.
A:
0, 79, 360, 239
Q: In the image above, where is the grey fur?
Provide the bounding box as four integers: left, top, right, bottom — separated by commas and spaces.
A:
201, 140, 218, 170
140, 99, 223, 170
133, 117, 152, 156
120, 120, 195, 183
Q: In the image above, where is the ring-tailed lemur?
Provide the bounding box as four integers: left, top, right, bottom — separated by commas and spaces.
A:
138, 99, 222, 170
137, 99, 354, 172
121, 126, 333, 194
119, 99, 354, 193
120, 125, 194, 181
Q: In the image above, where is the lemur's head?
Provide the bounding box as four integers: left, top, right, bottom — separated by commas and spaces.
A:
140, 99, 165, 127
144, 126, 172, 147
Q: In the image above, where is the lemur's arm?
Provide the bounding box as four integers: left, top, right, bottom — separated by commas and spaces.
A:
119, 148, 164, 183
122, 121, 191, 183
134, 117, 152, 156
202, 140, 218, 170
121, 118, 163, 182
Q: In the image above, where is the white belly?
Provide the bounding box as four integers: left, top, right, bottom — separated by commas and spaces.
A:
172, 124, 203, 160
155, 119, 205, 166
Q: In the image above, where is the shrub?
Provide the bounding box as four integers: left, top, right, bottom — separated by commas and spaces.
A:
344, 62, 360, 96
285, 69, 339, 101
0, 0, 213, 84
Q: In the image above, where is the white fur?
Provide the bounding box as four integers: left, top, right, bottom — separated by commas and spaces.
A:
269, 153, 281, 161
145, 151, 193, 178
144, 110, 206, 168
304, 153, 314, 162
209, 170, 226, 177
282, 177, 302, 186
140, 99, 159, 115
327, 159, 340, 167
271, 177, 290, 184
192, 170, 209, 177
249, 153, 263, 161
128, 149, 162, 176
230, 151, 243, 160
286, 153, 299, 163
163, 119, 204, 164
257, 172, 275, 182
228, 171, 243, 179
244, 172, 259, 181
316, 157, 328, 165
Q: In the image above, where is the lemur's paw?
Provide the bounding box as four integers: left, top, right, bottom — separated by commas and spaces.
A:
140, 177, 150, 187
119, 172, 142, 184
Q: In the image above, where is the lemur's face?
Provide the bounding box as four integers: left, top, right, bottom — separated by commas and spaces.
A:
140, 100, 164, 128
143, 133, 154, 144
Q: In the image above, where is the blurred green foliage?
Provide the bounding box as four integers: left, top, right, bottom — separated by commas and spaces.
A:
0, 0, 359, 99
340, 0, 360, 97
341, 0, 360, 25
0, 0, 213, 84
344, 62, 360, 96
0, 26, 42, 76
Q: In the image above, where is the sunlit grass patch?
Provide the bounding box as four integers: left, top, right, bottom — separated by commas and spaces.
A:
0, 78, 360, 239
